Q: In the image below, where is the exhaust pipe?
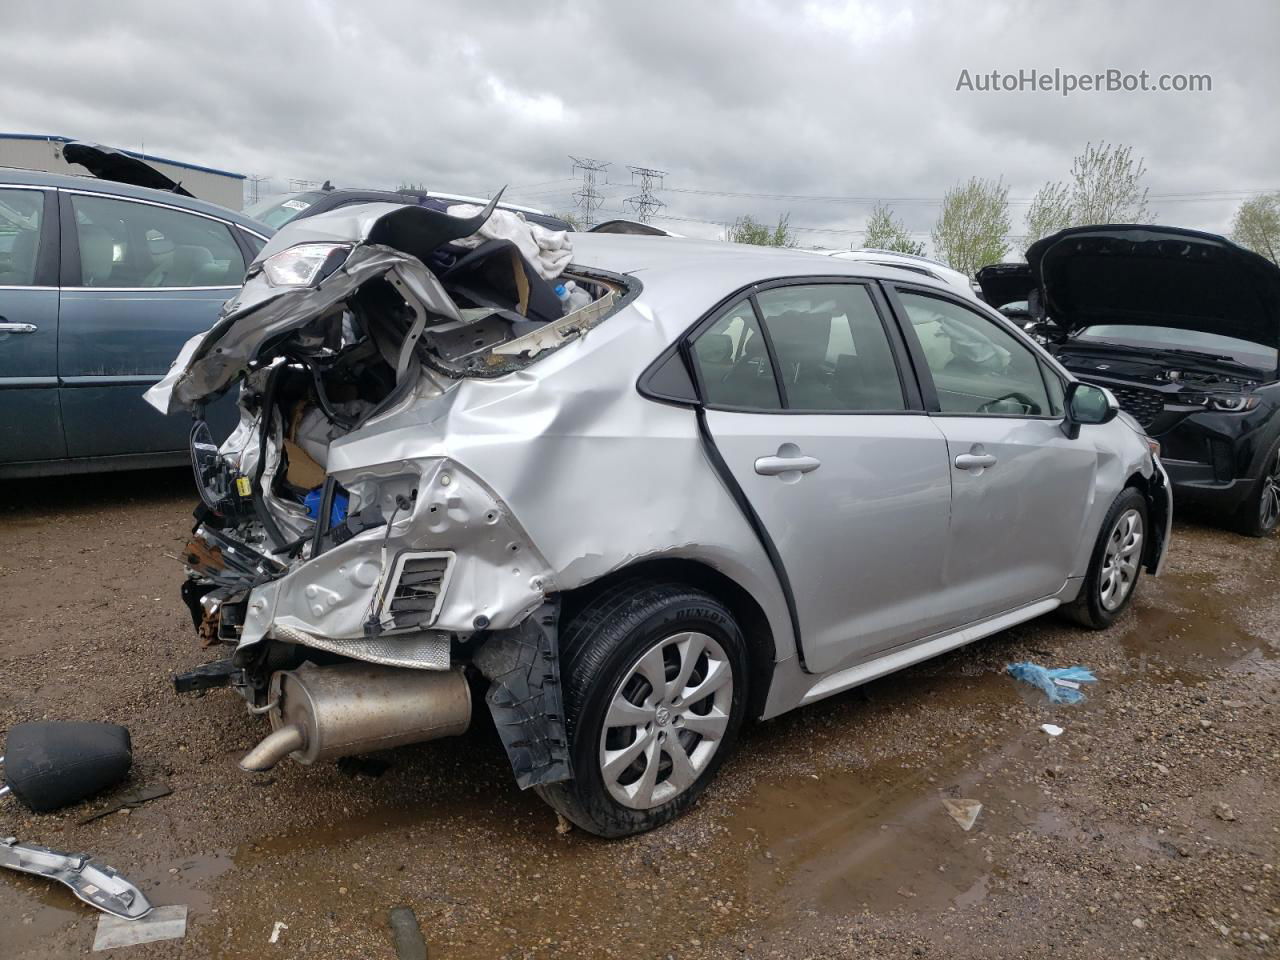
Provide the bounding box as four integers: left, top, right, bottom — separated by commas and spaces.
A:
239, 662, 471, 772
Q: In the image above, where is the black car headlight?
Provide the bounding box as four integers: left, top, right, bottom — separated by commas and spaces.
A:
1185, 394, 1261, 413
190, 420, 245, 514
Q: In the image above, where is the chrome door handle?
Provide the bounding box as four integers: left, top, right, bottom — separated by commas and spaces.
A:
755, 454, 822, 476
955, 453, 997, 470
0, 322, 37, 334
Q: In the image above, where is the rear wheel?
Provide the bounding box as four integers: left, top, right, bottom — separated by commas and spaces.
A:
1065, 488, 1148, 630
536, 581, 748, 838
1234, 439, 1280, 538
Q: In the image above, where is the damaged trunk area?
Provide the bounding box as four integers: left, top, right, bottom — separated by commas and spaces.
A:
159, 199, 626, 786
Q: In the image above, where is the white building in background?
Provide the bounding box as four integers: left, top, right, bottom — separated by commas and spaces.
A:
0, 133, 246, 210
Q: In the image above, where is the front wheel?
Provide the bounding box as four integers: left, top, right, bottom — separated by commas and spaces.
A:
1234, 439, 1280, 538
536, 581, 749, 838
1065, 488, 1148, 630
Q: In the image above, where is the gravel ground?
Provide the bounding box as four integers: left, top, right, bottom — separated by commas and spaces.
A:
0, 468, 1276, 959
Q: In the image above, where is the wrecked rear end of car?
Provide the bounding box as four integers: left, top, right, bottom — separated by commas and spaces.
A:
146, 195, 636, 789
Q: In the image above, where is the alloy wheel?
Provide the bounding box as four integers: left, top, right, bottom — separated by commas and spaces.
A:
1259, 451, 1280, 531
1099, 508, 1144, 612
598, 631, 734, 810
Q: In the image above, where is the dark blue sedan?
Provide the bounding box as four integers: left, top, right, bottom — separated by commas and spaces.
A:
0, 156, 271, 477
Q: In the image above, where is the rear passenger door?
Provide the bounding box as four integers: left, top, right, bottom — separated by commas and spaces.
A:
693, 280, 954, 675
0, 185, 63, 465
58, 191, 247, 458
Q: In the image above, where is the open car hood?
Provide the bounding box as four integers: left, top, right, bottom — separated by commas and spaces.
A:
62, 142, 195, 197
1025, 224, 1280, 349
975, 262, 1033, 310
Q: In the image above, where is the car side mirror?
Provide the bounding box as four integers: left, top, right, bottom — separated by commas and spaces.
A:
1062, 382, 1119, 439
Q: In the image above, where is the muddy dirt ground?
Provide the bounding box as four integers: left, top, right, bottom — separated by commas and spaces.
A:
0, 469, 1276, 959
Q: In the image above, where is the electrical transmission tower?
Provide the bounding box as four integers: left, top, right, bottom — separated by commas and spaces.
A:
625, 166, 666, 223
246, 175, 269, 205
570, 157, 610, 228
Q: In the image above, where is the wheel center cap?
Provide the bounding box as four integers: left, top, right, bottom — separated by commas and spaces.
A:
655, 705, 671, 726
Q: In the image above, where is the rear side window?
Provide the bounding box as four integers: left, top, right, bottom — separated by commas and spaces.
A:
0, 188, 44, 286
71, 194, 245, 288
755, 284, 905, 411
691, 299, 781, 409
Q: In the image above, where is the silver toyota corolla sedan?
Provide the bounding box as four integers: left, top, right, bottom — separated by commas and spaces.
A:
147, 202, 1171, 837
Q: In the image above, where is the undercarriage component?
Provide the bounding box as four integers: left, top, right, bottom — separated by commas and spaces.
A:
472, 600, 572, 789
0, 838, 153, 920
173, 658, 240, 694
271, 623, 451, 670
238, 662, 471, 771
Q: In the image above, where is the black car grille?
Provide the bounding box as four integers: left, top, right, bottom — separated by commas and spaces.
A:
1097, 384, 1165, 427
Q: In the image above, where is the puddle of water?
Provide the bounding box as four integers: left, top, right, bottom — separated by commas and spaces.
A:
728, 721, 1059, 920
3, 873, 88, 958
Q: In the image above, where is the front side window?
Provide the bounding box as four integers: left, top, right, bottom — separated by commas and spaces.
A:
691, 298, 781, 409
899, 291, 1054, 416
71, 194, 245, 288
755, 284, 905, 411
0, 188, 45, 286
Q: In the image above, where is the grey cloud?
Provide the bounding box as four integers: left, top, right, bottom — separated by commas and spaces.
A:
1, 0, 1275, 250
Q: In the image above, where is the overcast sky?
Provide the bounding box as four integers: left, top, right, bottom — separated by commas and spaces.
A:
3, 0, 1277, 251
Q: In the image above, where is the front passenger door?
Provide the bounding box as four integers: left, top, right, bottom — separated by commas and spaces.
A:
890, 286, 1098, 626
694, 282, 954, 675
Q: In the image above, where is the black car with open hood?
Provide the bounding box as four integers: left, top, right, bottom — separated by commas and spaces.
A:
996, 224, 1280, 535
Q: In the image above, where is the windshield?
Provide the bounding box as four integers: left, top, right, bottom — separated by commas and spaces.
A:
1076, 324, 1278, 371
243, 191, 324, 229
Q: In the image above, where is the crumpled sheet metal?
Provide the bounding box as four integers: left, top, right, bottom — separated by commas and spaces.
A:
236, 455, 553, 650
1, 837, 153, 920
144, 244, 462, 416
304, 294, 790, 637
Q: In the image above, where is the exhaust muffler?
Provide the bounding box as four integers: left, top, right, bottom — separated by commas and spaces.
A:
239, 662, 471, 772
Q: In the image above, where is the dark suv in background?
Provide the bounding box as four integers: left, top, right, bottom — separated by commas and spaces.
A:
979, 225, 1280, 536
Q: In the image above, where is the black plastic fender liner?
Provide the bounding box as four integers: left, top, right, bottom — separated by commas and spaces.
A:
471, 600, 572, 789
3, 723, 133, 813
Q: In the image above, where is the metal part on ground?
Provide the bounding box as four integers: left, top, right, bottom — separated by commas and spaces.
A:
0, 838, 153, 920
472, 600, 571, 788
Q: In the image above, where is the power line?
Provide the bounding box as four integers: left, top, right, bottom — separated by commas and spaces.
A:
625, 166, 667, 223
661, 185, 1279, 206
569, 156, 610, 228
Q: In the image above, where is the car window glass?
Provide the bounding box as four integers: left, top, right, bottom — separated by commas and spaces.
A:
239, 229, 266, 258
71, 194, 245, 288
691, 299, 781, 409
756, 284, 905, 412
899, 291, 1053, 416
0, 188, 44, 286
1039, 360, 1066, 416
